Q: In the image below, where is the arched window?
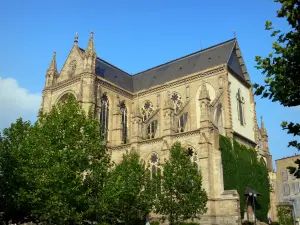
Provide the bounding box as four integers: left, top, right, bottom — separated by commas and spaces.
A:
147, 153, 161, 179
177, 112, 188, 133
100, 94, 109, 139
147, 120, 157, 139
68, 60, 77, 78
57, 93, 76, 104
236, 89, 245, 126
141, 100, 154, 122
170, 92, 182, 113
187, 147, 199, 171
120, 102, 127, 144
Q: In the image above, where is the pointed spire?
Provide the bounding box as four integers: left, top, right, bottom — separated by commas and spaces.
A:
199, 81, 210, 101
47, 51, 58, 73
74, 32, 78, 45
261, 116, 268, 136
85, 31, 96, 56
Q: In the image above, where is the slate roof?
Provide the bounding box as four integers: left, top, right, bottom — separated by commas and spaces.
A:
92, 38, 248, 92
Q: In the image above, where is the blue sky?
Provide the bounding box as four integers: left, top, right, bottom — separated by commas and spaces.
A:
0, 0, 299, 168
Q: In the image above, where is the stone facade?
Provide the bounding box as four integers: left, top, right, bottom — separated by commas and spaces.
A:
276, 155, 300, 223
40, 32, 274, 225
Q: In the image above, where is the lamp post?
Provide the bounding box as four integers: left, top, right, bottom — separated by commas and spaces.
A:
249, 192, 257, 225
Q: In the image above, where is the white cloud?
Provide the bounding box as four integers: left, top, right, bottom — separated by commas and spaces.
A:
0, 76, 42, 131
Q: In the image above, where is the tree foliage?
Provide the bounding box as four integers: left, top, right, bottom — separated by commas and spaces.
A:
220, 136, 271, 222
0, 119, 34, 224
253, 0, 300, 157
254, 0, 300, 177
277, 205, 294, 225
155, 142, 208, 225
101, 151, 155, 225
0, 97, 111, 224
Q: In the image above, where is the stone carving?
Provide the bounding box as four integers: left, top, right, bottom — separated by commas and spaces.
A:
283, 183, 290, 196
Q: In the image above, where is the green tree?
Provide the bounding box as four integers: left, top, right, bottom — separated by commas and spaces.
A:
155, 142, 208, 225
253, 0, 300, 176
101, 151, 156, 225
0, 119, 35, 224
23, 96, 110, 224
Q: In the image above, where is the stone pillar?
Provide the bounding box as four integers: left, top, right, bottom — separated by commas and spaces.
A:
112, 96, 123, 146
163, 92, 175, 137
131, 102, 143, 143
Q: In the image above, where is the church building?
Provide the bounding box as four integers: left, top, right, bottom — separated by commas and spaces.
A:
41, 32, 274, 225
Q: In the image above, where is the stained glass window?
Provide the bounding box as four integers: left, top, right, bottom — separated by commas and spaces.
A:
147, 120, 158, 139
120, 102, 127, 144
170, 92, 182, 113
141, 100, 154, 122
100, 94, 109, 139
148, 153, 160, 179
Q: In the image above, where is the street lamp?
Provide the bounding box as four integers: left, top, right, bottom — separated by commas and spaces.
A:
245, 187, 262, 225
249, 192, 257, 225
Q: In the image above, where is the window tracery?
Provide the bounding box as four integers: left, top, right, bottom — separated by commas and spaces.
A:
120, 101, 127, 144
100, 94, 109, 139
147, 120, 158, 139
177, 112, 188, 133
147, 153, 161, 179
170, 92, 182, 113
141, 100, 154, 122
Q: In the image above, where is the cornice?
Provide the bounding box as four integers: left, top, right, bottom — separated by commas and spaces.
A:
172, 129, 200, 139
108, 143, 131, 151
49, 74, 82, 92
134, 65, 226, 98
139, 137, 163, 146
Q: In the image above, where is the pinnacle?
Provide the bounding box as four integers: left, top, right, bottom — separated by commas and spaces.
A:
74, 32, 78, 45
261, 116, 268, 136
47, 51, 58, 73
85, 31, 96, 56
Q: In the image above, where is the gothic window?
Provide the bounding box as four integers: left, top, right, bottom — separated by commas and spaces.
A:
120, 102, 127, 144
187, 147, 199, 171
57, 93, 76, 104
147, 153, 161, 179
236, 89, 245, 126
170, 92, 182, 113
141, 100, 154, 122
177, 112, 188, 133
68, 60, 77, 77
100, 94, 109, 139
147, 120, 158, 139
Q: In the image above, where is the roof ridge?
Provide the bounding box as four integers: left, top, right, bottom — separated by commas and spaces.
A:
79, 47, 132, 77
133, 38, 237, 76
